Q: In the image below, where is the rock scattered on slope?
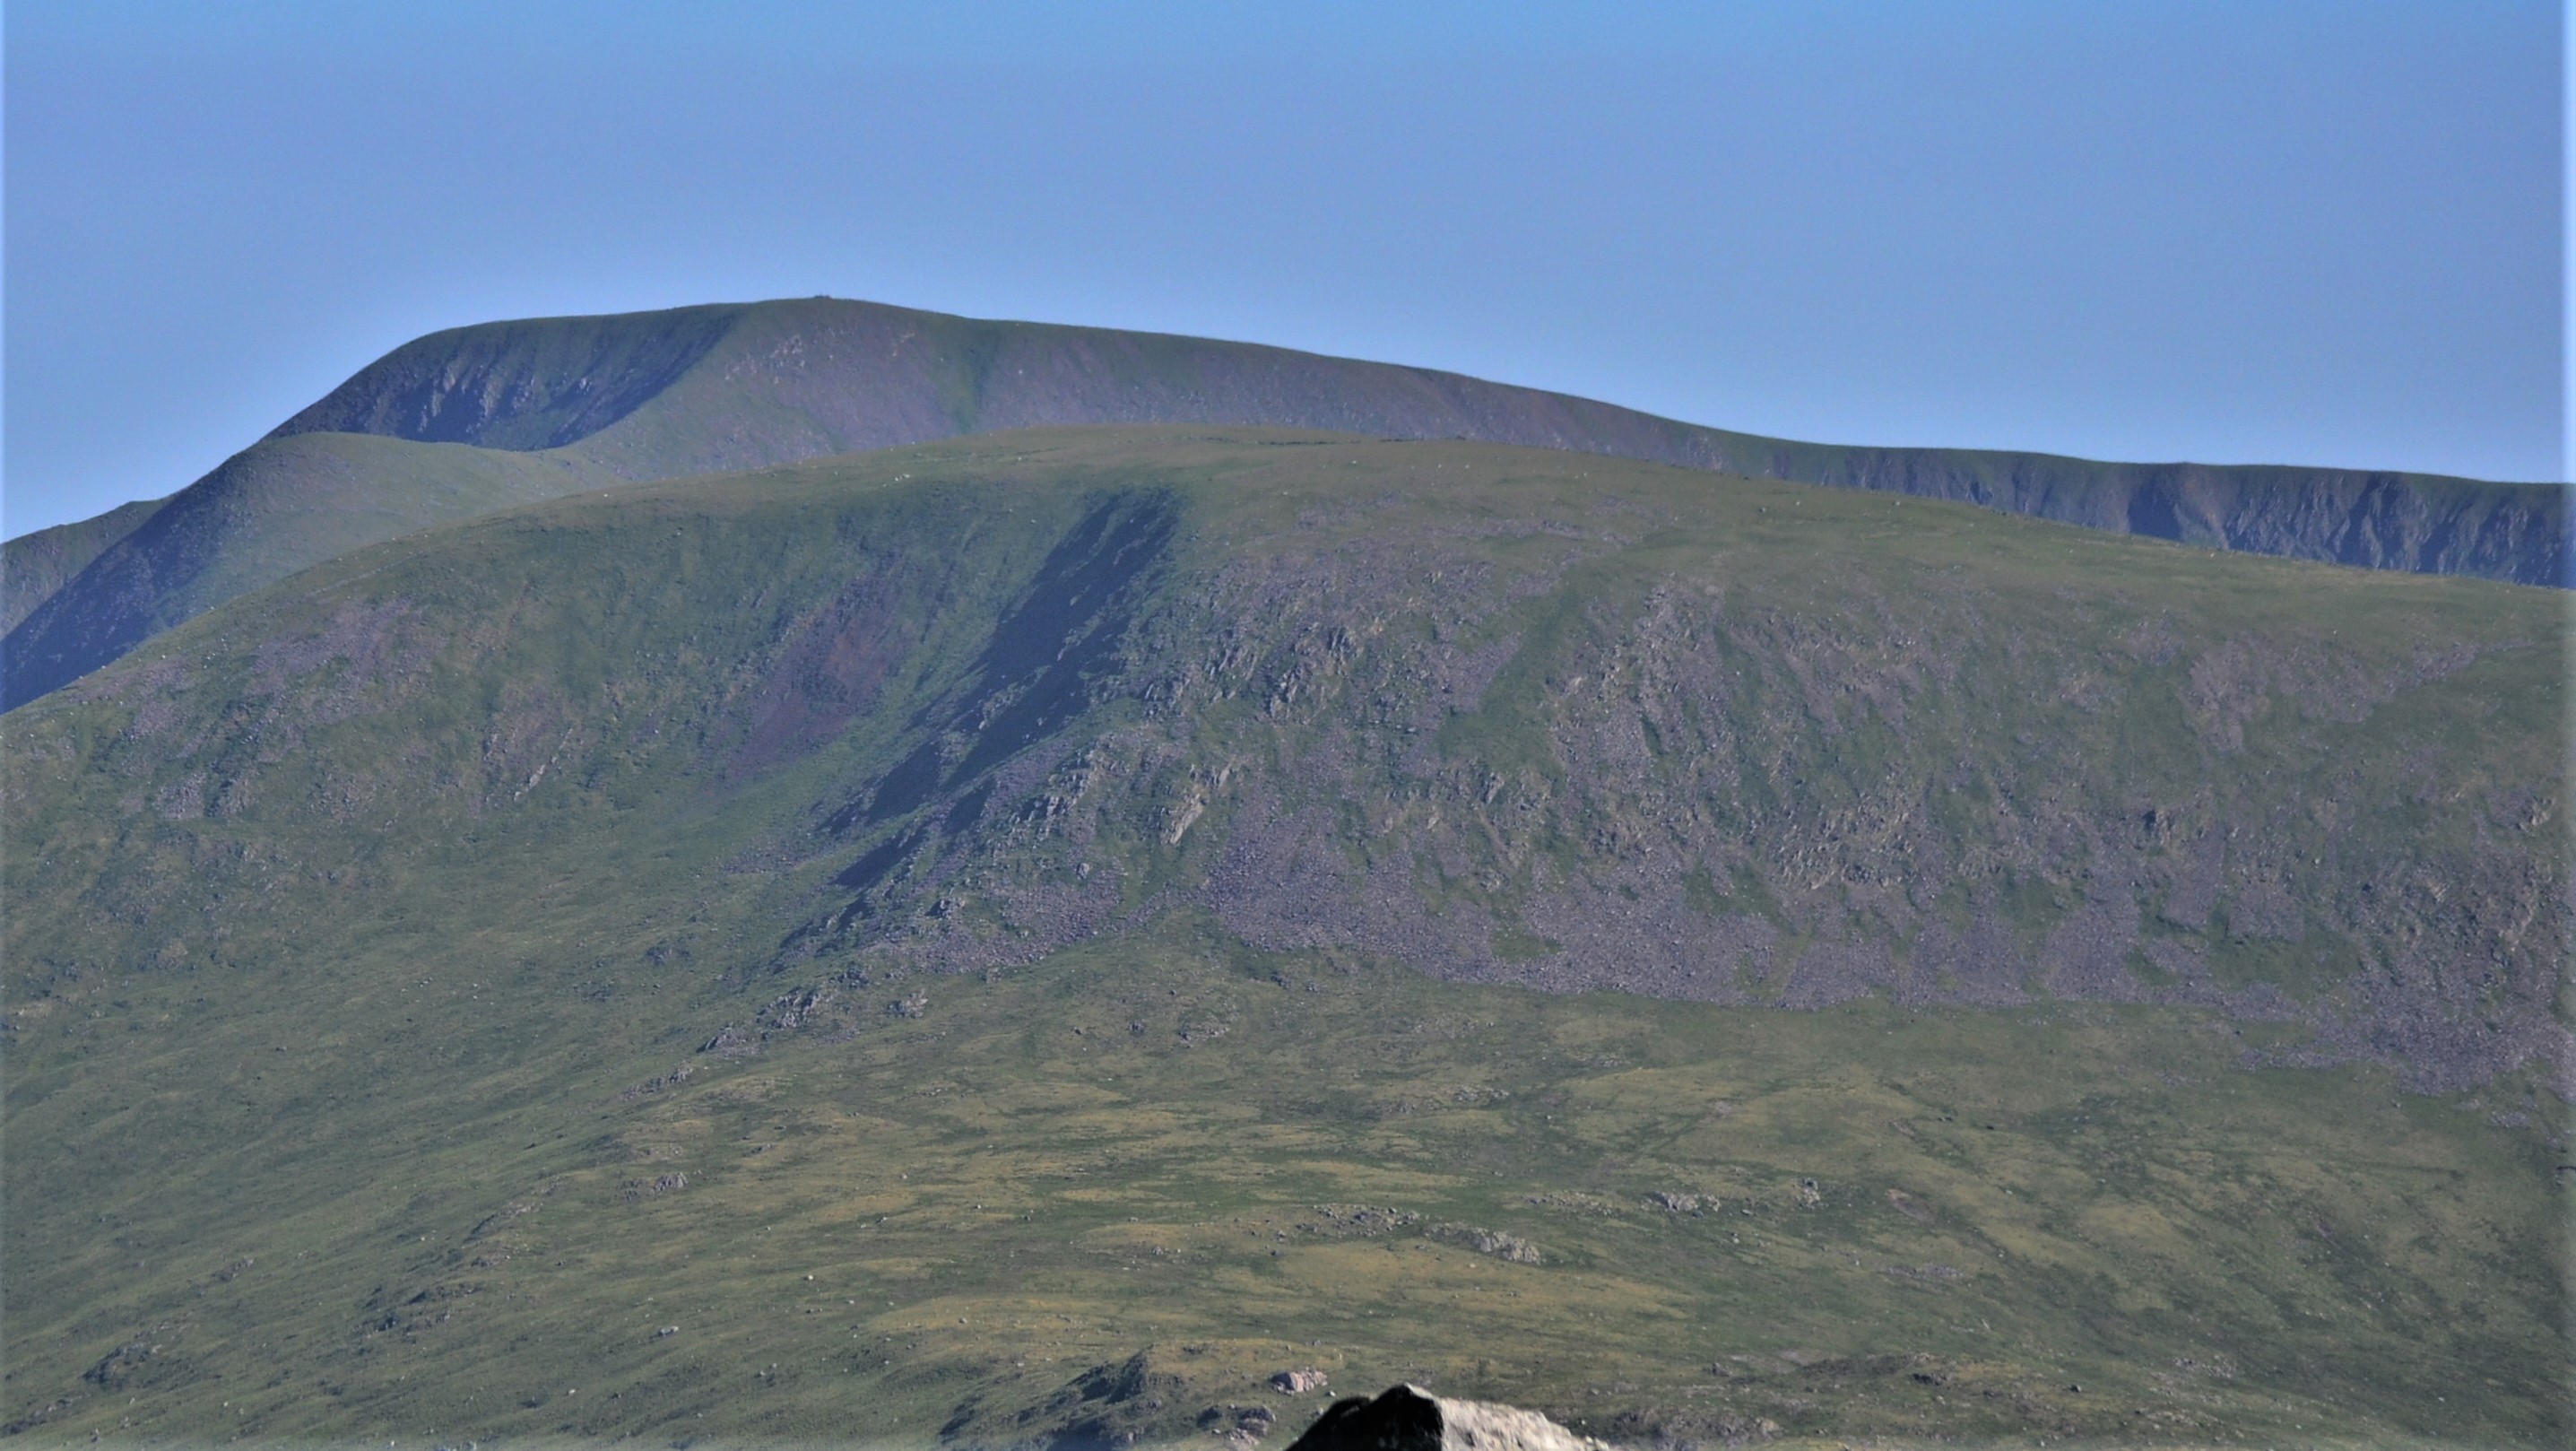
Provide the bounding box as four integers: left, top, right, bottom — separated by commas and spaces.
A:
1429, 1224, 1542, 1264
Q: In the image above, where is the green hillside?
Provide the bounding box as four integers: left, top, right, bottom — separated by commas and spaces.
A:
2, 499, 165, 635
4, 429, 2564, 1447
3, 434, 622, 706
9, 299, 2560, 713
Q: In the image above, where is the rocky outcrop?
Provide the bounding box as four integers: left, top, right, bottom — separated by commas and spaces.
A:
13, 430, 2556, 1094
762, 453, 2564, 1095
1285, 1385, 1609, 1451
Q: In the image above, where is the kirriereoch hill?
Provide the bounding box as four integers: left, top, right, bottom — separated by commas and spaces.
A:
3, 421, 2564, 1447
4, 298, 2563, 711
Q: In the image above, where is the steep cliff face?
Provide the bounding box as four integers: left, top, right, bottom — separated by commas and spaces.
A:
1738, 446, 2563, 583
267, 303, 749, 452
8, 298, 2558, 711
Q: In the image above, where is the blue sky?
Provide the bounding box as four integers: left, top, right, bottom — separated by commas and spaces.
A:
4, 1, 2562, 538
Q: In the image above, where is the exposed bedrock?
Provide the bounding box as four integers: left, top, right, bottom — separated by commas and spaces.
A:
772, 488, 2564, 1096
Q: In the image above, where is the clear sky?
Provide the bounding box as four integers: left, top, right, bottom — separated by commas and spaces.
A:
4, 1, 2563, 539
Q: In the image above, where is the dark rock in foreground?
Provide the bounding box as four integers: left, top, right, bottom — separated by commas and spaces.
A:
1287, 1385, 1609, 1451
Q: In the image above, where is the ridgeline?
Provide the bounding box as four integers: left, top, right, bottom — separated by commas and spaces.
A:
6, 298, 2562, 710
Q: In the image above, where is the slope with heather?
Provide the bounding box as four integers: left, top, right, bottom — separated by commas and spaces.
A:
4, 429, 2563, 1446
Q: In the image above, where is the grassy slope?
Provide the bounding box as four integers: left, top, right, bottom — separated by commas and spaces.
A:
2, 500, 165, 634
8, 929, 2559, 1448
0, 434, 621, 707
3, 429, 2563, 1447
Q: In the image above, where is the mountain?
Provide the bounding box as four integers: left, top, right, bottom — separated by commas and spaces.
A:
268, 300, 2568, 590
6, 298, 2561, 710
1, 435, 621, 706
2, 498, 165, 635
5, 428, 2562, 1446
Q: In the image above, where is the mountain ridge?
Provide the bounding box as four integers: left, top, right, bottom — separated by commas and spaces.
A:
5, 297, 2560, 712
1, 497, 165, 635
2, 434, 621, 705
279, 299, 2563, 584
